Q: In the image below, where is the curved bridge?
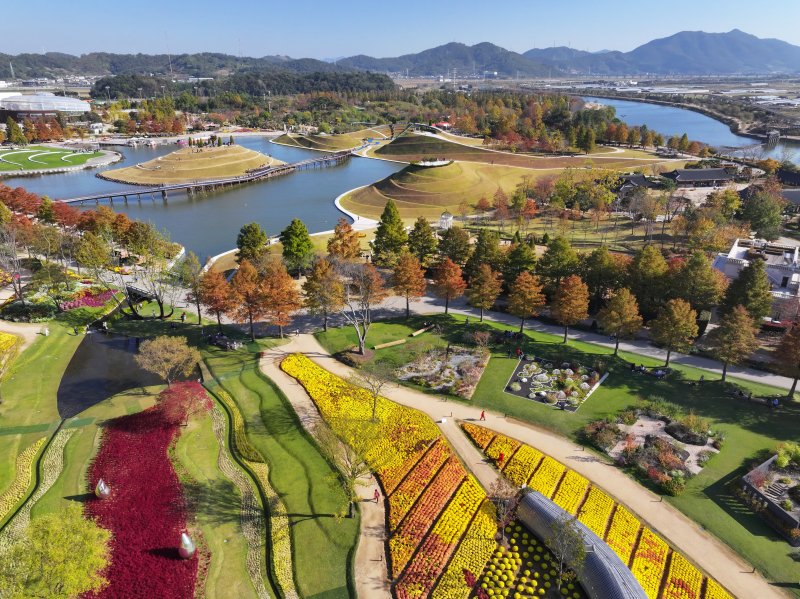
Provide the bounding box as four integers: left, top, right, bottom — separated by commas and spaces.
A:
57, 150, 353, 205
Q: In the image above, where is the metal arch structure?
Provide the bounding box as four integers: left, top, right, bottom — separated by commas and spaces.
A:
516, 491, 647, 599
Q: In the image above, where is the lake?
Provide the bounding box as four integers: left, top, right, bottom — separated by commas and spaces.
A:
2, 137, 402, 261
583, 95, 799, 162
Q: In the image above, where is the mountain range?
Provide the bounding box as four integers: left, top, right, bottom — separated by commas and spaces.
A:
4, 30, 800, 80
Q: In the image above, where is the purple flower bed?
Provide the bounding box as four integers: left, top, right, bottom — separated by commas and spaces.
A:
60, 290, 115, 311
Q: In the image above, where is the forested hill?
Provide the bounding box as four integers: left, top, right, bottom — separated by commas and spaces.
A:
0, 52, 347, 79
90, 70, 396, 99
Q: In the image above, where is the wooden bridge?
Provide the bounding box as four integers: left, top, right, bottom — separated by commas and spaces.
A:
57, 150, 352, 205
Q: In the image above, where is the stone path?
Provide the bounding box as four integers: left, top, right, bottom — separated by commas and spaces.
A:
261, 334, 791, 599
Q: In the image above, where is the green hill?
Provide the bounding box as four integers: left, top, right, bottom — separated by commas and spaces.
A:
340, 161, 548, 221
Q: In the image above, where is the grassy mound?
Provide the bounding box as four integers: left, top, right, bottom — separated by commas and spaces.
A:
273, 125, 395, 152
375, 132, 672, 170
0, 145, 103, 172
340, 161, 551, 220
101, 145, 279, 185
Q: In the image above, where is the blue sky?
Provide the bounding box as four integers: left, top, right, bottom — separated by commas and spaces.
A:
7, 0, 800, 58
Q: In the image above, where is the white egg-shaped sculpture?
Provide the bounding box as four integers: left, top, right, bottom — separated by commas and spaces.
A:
95, 479, 110, 499
179, 532, 196, 559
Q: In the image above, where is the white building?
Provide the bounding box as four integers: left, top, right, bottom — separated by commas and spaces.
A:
713, 238, 800, 322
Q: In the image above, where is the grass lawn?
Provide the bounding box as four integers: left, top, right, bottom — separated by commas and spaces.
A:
317, 313, 800, 594
111, 310, 359, 599
101, 144, 279, 185
0, 304, 118, 500
341, 161, 552, 221
374, 133, 678, 170
172, 407, 260, 599
0, 146, 102, 171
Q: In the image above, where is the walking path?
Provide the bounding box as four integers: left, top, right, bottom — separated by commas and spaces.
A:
260, 334, 790, 599
260, 349, 391, 599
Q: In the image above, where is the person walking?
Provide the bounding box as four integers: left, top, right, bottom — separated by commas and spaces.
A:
479, 410, 486, 421
373, 488, 380, 503
498, 452, 505, 466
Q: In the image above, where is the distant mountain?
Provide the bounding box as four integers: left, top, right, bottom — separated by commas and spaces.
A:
5, 29, 800, 81
338, 42, 549, 76
524, 29, 800, 75
623, 29, 800, 74
0, 52, 346, 79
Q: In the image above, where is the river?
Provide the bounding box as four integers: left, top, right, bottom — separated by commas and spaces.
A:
1, 137, 402, 261
583, 96, 799, 163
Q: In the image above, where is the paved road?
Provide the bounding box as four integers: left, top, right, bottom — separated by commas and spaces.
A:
262, 335, 791, 599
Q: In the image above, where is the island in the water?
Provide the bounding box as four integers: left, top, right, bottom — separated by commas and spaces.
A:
100, 143, 282, 185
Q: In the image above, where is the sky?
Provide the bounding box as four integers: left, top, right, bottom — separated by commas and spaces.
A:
6, 0, 800, 59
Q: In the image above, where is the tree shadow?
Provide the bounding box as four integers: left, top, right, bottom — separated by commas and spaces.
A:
64, 492, 95, 503
180, 479, 254, 529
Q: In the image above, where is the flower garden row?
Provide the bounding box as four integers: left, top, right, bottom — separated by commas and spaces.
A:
461, 423, 732, 599
84, 385, 201, 598
280, 354, 498, 599
215, 388, 298, 598
0, 437, 45, 524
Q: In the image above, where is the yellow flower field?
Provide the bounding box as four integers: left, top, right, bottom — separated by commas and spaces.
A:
527, 455, 565, 498
662, 552, 703, 599
577, 486, 615, 537
551, 469, 589, 515
630, 528, 669, 598
502, 444, 543, 487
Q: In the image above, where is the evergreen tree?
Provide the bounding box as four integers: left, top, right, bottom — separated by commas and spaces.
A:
551, 275, 589, 343
678, 133, 690, 152
740, 191, 784, 240
36, 197, 56, 224
719, 258, 773, 321
407, 216, 438, 266
650, 299, 698, 366
507, 271, 546, 332
674, 251, 726, 312
279, 218, 314, 274
706, 305, 756, 381
581, 245, 627, 307
465, 229, 504, 280
236, 222, 268, 264
303, 256, 344, 332
466, 264, 503, 321
436, 226, 472, 266
370, 199, 407, 266
504, 241, 537, 286
6, 117, 26, 145
327, 217, 361, 261
391, 251, 427, 319
596, 288, 643, 355
537, 236, 578, 296
628, 244, 668, 317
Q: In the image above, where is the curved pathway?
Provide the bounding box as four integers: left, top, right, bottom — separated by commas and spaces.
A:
260, 349, 391, 599
260, 334, 789, 599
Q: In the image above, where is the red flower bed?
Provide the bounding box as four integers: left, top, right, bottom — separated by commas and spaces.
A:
388, 439, 449, 530
60, 288, 114, 311
83, 383, 208, 598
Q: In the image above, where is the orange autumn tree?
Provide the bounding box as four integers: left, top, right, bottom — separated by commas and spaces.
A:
508, 271, 546, 333
260, 256, 302, 338
391, 251, 427, 319
198, 268, 231, 332
596, 288, 643, 355
327, 217, 361, 261
433, 258, 466, 315
551, 275, 589, 343
228, 259, 269, 341
467, 264, 502, 321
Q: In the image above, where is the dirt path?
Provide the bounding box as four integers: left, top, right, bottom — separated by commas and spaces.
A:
0, 319, 44, 353
260, 349, 391, 599
262, 335, 789, 599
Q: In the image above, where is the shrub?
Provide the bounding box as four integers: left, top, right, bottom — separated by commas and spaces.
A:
619, 410, 637, 426
662, 475, 687, 496
780, 499, 793, 511
680, 410, 710, 435
509, 382, 522, 392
